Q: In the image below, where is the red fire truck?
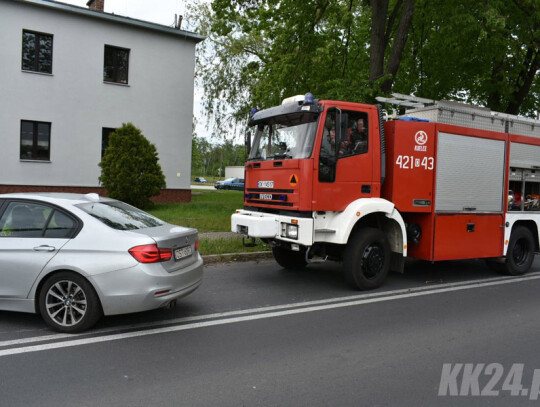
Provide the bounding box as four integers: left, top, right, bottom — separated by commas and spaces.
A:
231, 93, 540, 289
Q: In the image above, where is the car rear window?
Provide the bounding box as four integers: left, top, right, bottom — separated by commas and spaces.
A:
76, 201, 164, 230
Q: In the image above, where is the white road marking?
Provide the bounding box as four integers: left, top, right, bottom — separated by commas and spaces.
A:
1, 272, 540, 357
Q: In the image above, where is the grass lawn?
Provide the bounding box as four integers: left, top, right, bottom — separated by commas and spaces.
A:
149, 189, 242, 232
148, 189, 270, 256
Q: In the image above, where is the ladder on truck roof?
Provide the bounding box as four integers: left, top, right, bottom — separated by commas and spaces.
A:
376, 93, 540, 139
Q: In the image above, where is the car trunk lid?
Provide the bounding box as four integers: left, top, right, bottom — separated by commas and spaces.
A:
132, 225, 199, 272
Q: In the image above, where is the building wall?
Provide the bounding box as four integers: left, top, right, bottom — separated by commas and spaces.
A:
225, 166, 246, 179
0, 1, 200, 201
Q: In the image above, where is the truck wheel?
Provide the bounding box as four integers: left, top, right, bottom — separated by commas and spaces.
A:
503, 226, 535, 276
272, 246, 307, 269
39, 272, 103, 333
344, 228, 390, 290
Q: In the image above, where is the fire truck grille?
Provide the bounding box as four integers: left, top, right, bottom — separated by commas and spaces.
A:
246, 188, 295, 207
247, 188, 294, 193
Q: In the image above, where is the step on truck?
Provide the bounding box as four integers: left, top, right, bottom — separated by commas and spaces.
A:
231, 93, 540, 289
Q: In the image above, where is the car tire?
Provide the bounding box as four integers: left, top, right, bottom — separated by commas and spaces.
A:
344, 228, 390, 290
39, 272, 103, 333
502, 226, 535, 276
272, 246, 307, 269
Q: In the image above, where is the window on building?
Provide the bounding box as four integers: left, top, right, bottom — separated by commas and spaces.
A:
20, 120, 51, 161
22, 30, 53, 74
104, 45, 130, 84
101, 127, 116, 157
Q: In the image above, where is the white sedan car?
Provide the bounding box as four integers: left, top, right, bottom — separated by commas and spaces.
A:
0, 193, 203, 333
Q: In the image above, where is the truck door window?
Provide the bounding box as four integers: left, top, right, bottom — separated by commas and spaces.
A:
318, 110, 369, 183
338, 111, 369, 158
319, 111, 337, 182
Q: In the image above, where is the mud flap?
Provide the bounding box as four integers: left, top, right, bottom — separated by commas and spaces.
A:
390, 251, 405, 273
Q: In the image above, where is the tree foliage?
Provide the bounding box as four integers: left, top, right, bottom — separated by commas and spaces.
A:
99, 123, 166, 209
191, 0, 539, 139
397, 0, 540, 116
192, 136, 247, 177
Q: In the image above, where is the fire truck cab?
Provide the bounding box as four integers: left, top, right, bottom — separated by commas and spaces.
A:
232, 93, 540, 289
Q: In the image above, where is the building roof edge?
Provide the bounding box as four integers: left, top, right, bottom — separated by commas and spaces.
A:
12, 0, 205, 43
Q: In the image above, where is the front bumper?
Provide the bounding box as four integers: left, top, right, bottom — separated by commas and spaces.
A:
231, 210, 314, 246
90, 252, 204, 315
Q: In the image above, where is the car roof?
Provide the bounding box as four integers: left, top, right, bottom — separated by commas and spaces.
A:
0, 192, 115, 205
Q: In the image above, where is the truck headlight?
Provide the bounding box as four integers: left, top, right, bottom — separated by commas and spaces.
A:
281, 223, 298, 240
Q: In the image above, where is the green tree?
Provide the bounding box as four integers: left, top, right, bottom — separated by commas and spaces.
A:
192, 136, 203, 174
392, 0, 540, 116
191, 0, 418, 134
99, 123, 166, 209
191, 0, 538, 139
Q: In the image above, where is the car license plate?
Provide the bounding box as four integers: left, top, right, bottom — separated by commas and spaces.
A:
258, 180, 274, 188
174, 245, 192, 261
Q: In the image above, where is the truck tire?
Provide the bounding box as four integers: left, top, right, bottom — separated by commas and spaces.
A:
502, 226, 535, 276
344, 228, 390, 290
272, 246, 307, 269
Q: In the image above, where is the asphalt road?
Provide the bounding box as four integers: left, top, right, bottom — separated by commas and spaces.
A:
1, 256, 540, 406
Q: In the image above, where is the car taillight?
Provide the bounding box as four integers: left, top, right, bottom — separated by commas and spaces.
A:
129, 244, 172, 263
195, 239, 199, 251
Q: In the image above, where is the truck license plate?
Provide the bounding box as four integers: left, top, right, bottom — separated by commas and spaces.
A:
174, 245, 192, 261
258, 180, 274, 188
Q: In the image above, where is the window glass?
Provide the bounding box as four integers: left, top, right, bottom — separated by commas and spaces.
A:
0, 202, 52, 237
319, 111, 337, 182
44, 211, 76, 238
104, 45, 130, 84
318, 109, 369, 183
76, 201, 164, 230
20, 120, 51, 161
22, 30, 53, 73
20, 121, 34, 158
22, 31, 36, 71
248, 113, 319, 161
101, 127, 116, 157
339, 111, 369, 157
37, 123, 50, 159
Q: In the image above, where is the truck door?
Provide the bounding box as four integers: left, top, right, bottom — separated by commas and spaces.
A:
313, 108, 374, 211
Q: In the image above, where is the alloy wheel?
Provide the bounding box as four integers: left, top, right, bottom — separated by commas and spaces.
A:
45, 280, 88, 327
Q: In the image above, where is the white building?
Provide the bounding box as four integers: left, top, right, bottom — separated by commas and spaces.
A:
225, 166, 245, 179
0, 0, 204, 202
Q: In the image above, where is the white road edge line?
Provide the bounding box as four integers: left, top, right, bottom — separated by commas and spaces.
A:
1, 272, 540, 357
0, 272, 527, 348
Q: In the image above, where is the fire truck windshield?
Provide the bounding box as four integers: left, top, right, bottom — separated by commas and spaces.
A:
248, 115, 319, 161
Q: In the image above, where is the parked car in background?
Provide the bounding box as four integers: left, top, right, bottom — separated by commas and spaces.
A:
0, 192, 203, 333
214, 180, 224, 189
194, 177, 208, 183
216, 178, 245, 191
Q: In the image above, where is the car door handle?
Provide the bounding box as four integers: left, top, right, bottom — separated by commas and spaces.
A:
33, 245, 56, 252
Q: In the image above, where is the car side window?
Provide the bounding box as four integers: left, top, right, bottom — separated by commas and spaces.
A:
44, 210, 76, 238
0, 202, 52, 237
